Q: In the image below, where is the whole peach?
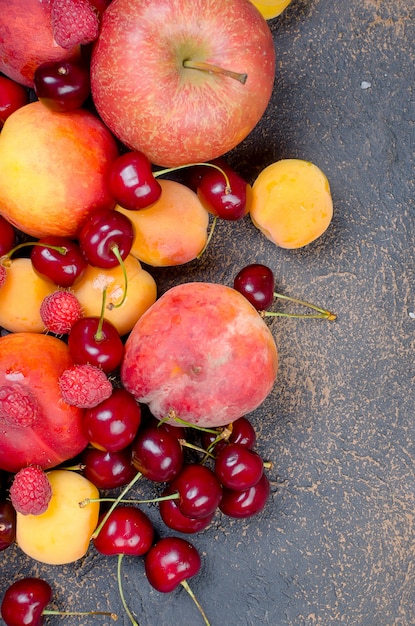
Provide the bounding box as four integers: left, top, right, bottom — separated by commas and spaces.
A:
0, 101, 119, 238
121, 282, 278, 428
0, 0, 80, 88
0, 333, 88, 472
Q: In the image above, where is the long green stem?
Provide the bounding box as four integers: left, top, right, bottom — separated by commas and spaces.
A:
273, 291, 336, 318
0, 241, 67, 267
180, 580, 211, 626
117, 553, 140, 626
43, 609, 117, 619
109, 245, 128, 309
154, 162, 231, 193
80, 493, 179, 508
262, 291, 336, 320
197, 216, 217, 259
94, 286, 108, 341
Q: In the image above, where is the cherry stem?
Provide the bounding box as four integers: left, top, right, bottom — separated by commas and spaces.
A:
180, 579, 211, 626
108, 245, 128, 309
179, 439, 215, 459
0, 241, 67, 267
94, 286, 108, 342
160, 412, 219, 435
155, 161, 231, 193
43, 609, 118, 620
197, 215, 217, 259
80, 492, 179, 507
262, 292, 336, 320
90, 470, 144, 539
117, 553, 140, 626
182, 59, 247, 85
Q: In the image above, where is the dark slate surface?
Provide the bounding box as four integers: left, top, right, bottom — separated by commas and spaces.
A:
2, 1, 415, 625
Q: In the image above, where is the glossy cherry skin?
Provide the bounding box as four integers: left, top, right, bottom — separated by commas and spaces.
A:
34, 60, 91, 112
68, 316, 124, 373
214, 443, 264, 490
1, 577, 52, 626
0, 76, 29, 128
0, 500, 16, 551
93, 505, 154, 556
159, 495, 215, 534
233, 263, 275, 311
131, 426, 184, 482
229, 416, 257, 449
0, 216, 16, 256
144, 537, 201, 593
165, 463, 222, 519
197, 161, 252, 221
83, 388, 141, 452
219, 473, 270, 519
81, 446, 137, 489
30, 236, 87, 287
78, 208, 134, 268
107, 151, 162, 210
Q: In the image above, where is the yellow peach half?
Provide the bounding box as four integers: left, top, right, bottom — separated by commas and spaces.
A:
250, 0, 292, 20
72, 254, 157, 336
250, 159, 333, 249
0, 257, 56, 332
116, 179, 209, 267
16, 470, 99, 565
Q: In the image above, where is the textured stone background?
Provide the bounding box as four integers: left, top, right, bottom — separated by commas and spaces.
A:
1, 0, 415, 625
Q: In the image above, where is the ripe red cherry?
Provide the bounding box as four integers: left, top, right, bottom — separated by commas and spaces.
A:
214, 443, 264, 490
229, 416, 257, 449
144, 537, 201, 593
159, 496, 215, 534
93, 505, 154, 556
165, 463, 222, 519
0, 500, 16, 551
131, 426, 184, 482
0, 216, 16, 256
197, 161, 252, 221
78, 208, 134, 268
0, 75, 29, 128
219, 473, 270, 519
107, 151, 162, 210
68, 316, 124, 373
33, 60, 91, 112
233, 263, 275, 311
81, 446, 137, 489
83, 388, 141, 452
1, 577, 52, 626
30, 236, 87, 287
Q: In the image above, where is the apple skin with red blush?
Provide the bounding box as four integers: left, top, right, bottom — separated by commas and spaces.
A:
121, 282, 278, 428
0, 333, 88, 473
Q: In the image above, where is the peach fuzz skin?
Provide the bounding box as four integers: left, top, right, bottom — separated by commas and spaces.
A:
250, 159, 333, 249
0, 333, 88, 473
0, 257, 57, 333
0, 101, 119, 238
0, 0, 80, 88
72, 254, 158, 336
116, 179, 209, 267
121, 282, 278, 428
16, 470, 99, 565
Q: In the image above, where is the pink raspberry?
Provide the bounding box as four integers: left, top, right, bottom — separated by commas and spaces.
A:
9, 466, 52, 516
59, 364, 113, 408
51, 0, 100, 49
40, 290, 83, 335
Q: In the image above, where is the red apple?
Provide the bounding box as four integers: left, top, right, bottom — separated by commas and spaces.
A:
0, 333, 88, 473
121, 282, 278, 428
0, 101, 119, 238
90, 0, 276, 167
0, 0, 81, 88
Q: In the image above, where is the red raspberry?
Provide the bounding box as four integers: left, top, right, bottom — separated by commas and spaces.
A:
59, 364, 113, 408
40, 290, 83, 335
51, 0, 100, 49
9, 466, 52, 516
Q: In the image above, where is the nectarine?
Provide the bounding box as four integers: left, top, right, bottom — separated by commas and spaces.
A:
0, 333, 88, 472
0, 101, 119, 238
121, 282, 278, 428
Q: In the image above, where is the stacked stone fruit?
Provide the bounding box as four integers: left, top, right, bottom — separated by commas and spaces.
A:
0, 0, 335, 625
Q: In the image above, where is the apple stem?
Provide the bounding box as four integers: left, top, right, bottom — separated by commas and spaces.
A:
0, 241, 67, 267
182, 59, 247, 85
180, 579, 211, 626
263, 292, 336, 320
117, 553, 140, 626
43, 609, 118, 620
108, 245, 128, 309
90, 470, 144, 539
